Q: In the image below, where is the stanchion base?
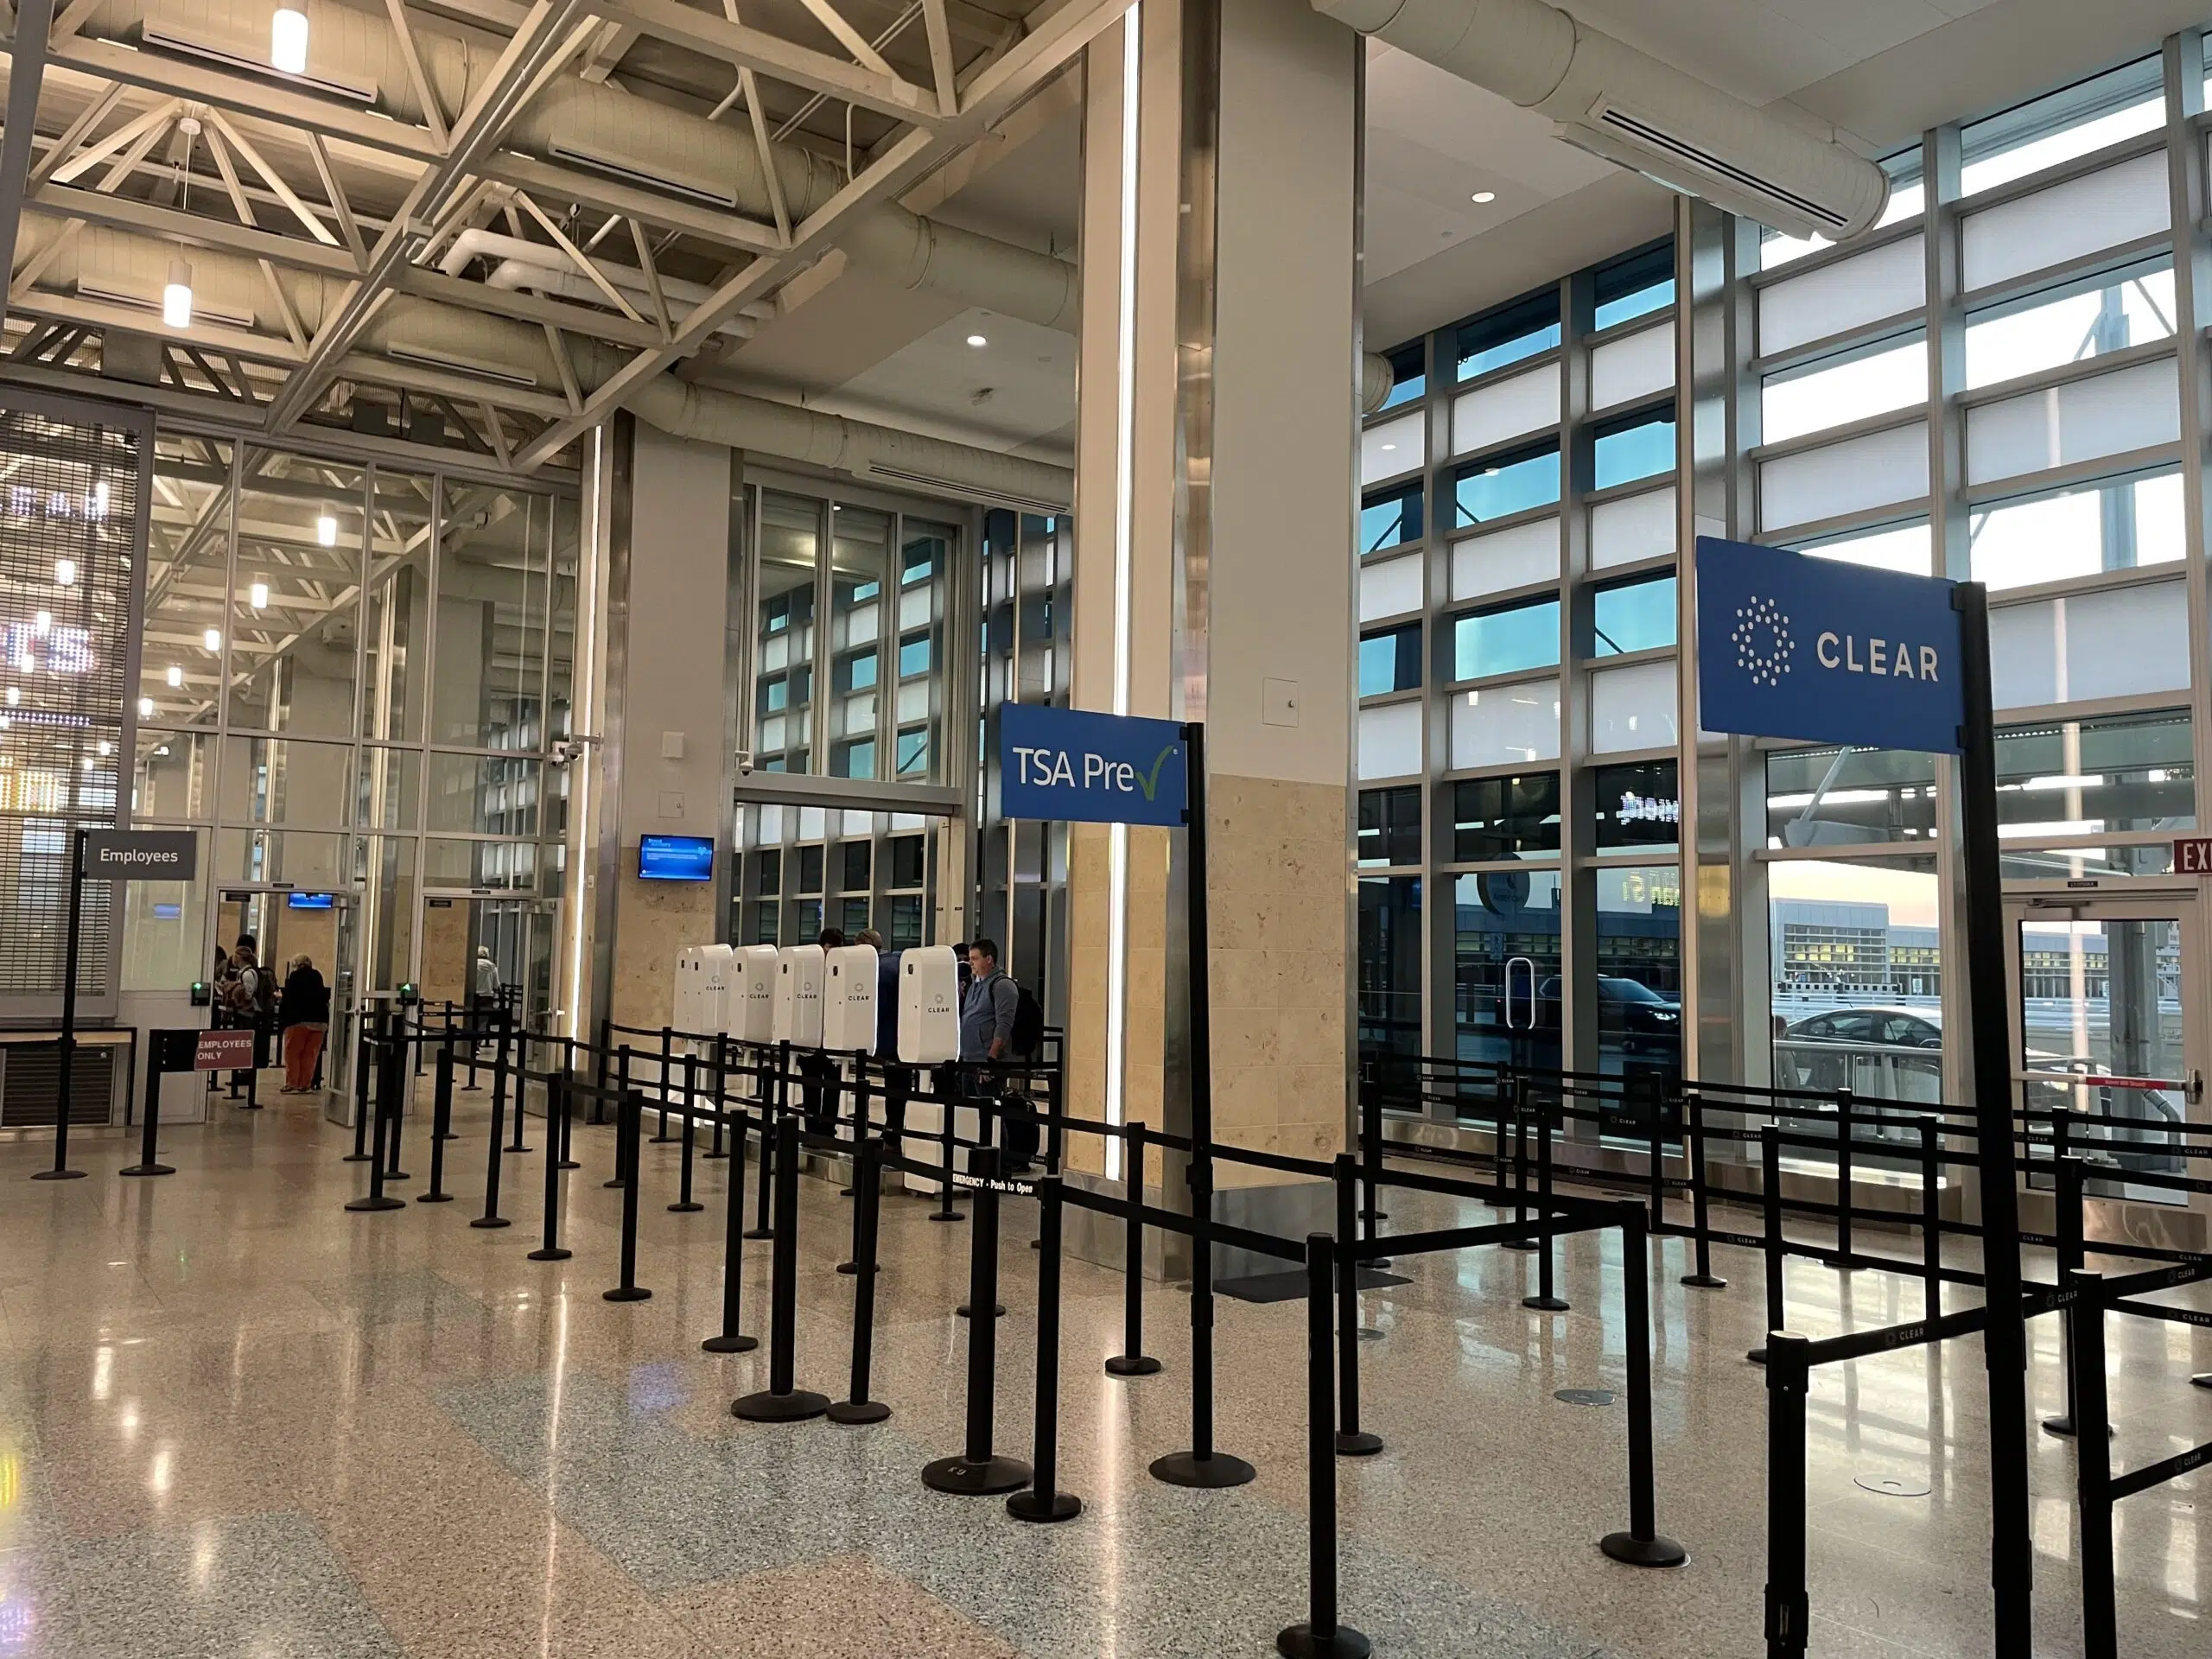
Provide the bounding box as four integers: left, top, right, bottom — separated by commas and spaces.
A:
734, 1388, 830, 1423
1499, 1240, 1537, 1253
827, 1399, 891, 1426
345, 1195, 407, 1211
836, 1262, 858, 1275
922, 1453, 1031, 1495
2192, 1373, 2211, 1390
1522, 1295, 1571, 1312
1149, 1451, 1255, 1489
603, 1286, 653, 1302
1275, 1622, 1370, 1658
703, 1150, 729, 1161
742, 1227, 774, 1242
667, 1201, 705, 1214
1334, 1430, 1384, 1457
1745, 1347, 1767, 1365
1105, 1355, 1162, 1377
1681, 1274, 1728, 1289
341, 1153, 374, 1164
955, 1303, 1007, 1319
2041, 1414, 2113, 1440
1599, 1531, 1688, 1569
927, 1211, 967, 1224
701, 1332, 759, 1354
527, 1247, 573, 1262
604, 1179, 627, 1190
416, 1192, 454, 1204
118, 1164, 175, 1178
1006, 1489, 1082, 1523
32, 1168, 88, 1181
469, 1216, 512, 1230
557, 1160, 580, 1172
435, 1131, 460, 1141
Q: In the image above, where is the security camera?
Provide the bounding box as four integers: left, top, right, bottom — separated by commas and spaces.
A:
547, 734, 601, 767
735, 750, 755, 777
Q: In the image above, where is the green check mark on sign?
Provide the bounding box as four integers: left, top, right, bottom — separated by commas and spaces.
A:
1134, 744, 1179, 801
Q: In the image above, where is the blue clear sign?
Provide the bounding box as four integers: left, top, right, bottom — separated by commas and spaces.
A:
1695, 537, 1965, 754
999, 702, 1189, 827
638, 835, 715, 881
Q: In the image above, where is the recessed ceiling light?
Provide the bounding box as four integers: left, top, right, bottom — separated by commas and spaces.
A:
1471, 191, 1496, 203
966, 334, 988, 347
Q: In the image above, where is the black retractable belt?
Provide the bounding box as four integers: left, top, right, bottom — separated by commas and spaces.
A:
471, 1032, 512, 1230
346, 1035, 405, 1212
1007, 1174, 1080, 1522
1104, 1120, 1160, 1378
828, 1135, 891, 1426
733, 1116, 829, 1421
119, 1038, 176, 1178
1749, 1122, 1784, 1365
1274, 1233, 1369, 1659
529, 1073, 573, 1262
745, 1049, 777, 1239
418, 1047, 455, 1203
345, 1014, 375, 1162
921, 1147, 1028, 1493
603, 1088, 652, 1303
701, 1102, 760, 1356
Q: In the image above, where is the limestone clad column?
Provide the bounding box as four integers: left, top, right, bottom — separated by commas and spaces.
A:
1066, 0, 1359, 1241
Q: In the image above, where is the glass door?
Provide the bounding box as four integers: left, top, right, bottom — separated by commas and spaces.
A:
2007, 895, 2206, 1230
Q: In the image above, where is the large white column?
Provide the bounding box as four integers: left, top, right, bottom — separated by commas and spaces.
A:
1066, 0, 1359, 1217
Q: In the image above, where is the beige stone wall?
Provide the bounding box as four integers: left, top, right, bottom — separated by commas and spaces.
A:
418, 899, 470, 1007
609, 864, 717, 1033
1208, 772, 1349, 1182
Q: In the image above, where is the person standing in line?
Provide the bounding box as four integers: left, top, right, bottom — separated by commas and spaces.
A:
472, 944, 504, 1051
959, 938, 1019, 1064
280, 954, 330, 1093
226, 936, 272, 1097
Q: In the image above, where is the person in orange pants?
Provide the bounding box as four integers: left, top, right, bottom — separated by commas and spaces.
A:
281, 954, 331, 1092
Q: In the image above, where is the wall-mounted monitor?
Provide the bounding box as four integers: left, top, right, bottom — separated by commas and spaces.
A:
639, 835, 715, 882
286, 892, 335, 910
151, 903, 182, 921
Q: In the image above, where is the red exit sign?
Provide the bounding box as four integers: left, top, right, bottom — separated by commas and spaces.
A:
2177, 838, 2212, 875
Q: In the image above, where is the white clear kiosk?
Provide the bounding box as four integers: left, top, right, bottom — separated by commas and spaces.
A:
896, 946, 972, 1193
731, 944, 778, 1044
772, 944, 826, 1048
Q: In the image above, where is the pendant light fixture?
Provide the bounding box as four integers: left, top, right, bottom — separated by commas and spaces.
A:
163, 119, 200, 329
271, 6, 309, 74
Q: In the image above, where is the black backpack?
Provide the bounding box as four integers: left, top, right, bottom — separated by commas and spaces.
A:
1009, 982, 1044, 1057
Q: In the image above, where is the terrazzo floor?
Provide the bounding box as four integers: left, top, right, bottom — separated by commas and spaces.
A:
0, 1079, 2202, 1657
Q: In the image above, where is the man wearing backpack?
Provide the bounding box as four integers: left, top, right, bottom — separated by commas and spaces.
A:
962, 939, 1045, 1168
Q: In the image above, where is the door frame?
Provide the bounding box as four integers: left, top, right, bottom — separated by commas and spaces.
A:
2004, 879, 2209, 1256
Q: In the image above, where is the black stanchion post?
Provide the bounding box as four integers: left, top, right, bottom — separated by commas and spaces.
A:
590, 1018, 611, 1124
467, 1002, 481, 1090
1762, 1332, 1811, 1658
828, 1135, 891, 1423
1917, 1117, 1941, 1318
1750, 1122, 1784, 1365
2069, 1271, 2118, 1659
606, 1046, 633, 1189
345, 1011, 376, 1161
1502, 1074, 1535, 1251
418, 1046, 454, 1203
744, 1049, 776, 1237
528, 1073, 573, 1262
1834, 1088, 1854, 1267
921, 1148, 1028, 1491
1275, 1232, 1370, 1659
705, 1041, 728, 1160
382, 1039, 410, 1182
1150, 1141, 1253, 1486
701, 1103, 760, 1355
2044, 1154, 2090, 1439
670, 1052, 703, 1213
654, 1027, 674, 1141
555, 1037, 578, 1169
1644, 1073, 1665, 1232
1105, 1120, 1161, 1377
346, 1036, 404, 1211
930, 1068, 963, 1224
1357, 1077, 1388, 1245
1332, 1156, 1382, 1456
733, 1116, 827, 1418
1008, 1173, 1080, 1522
40, 832, 90, 1180
603, 1090, 652, 1302
1600, 1205, 1687, 1567
1524, 1109, 1569, 1313
1681, 1088, 1725, 1288
504, 1024, 529, 1154
471, 1031, 512, 1230
120, 1040, 176, 1177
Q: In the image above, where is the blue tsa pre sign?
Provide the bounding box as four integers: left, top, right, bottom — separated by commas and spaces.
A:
998, 702, 1189, 827
1695, 536, 1966, 755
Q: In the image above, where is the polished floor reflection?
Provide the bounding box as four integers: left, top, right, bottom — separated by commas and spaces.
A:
0, 1090, 2202, 1656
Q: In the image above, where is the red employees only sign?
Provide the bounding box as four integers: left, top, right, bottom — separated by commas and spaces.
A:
194, 1029, 255, 1071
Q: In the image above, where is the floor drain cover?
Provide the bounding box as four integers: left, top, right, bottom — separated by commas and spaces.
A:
1854, 1473, 1931, 1498
1554, 1388, 1615, 1407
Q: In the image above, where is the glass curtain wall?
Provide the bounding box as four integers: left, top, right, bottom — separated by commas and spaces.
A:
129, 431, 577, 1080
1358, 34, 2212, 1122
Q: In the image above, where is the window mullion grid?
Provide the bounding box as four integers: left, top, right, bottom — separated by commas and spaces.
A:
1422, 321, 1454, 1073
2162, 30, 2212, 868
1560, 269, 1596, 1082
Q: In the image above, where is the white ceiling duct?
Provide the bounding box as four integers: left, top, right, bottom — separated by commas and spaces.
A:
71, 0, 1087, 332
16, 218, 1071, 505
1314, 0, 1888, 241
1360, 352, 1394, 415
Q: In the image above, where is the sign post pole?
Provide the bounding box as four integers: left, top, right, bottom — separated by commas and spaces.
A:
1954, 582, 2032, 1649
35, 829, 91, 1181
